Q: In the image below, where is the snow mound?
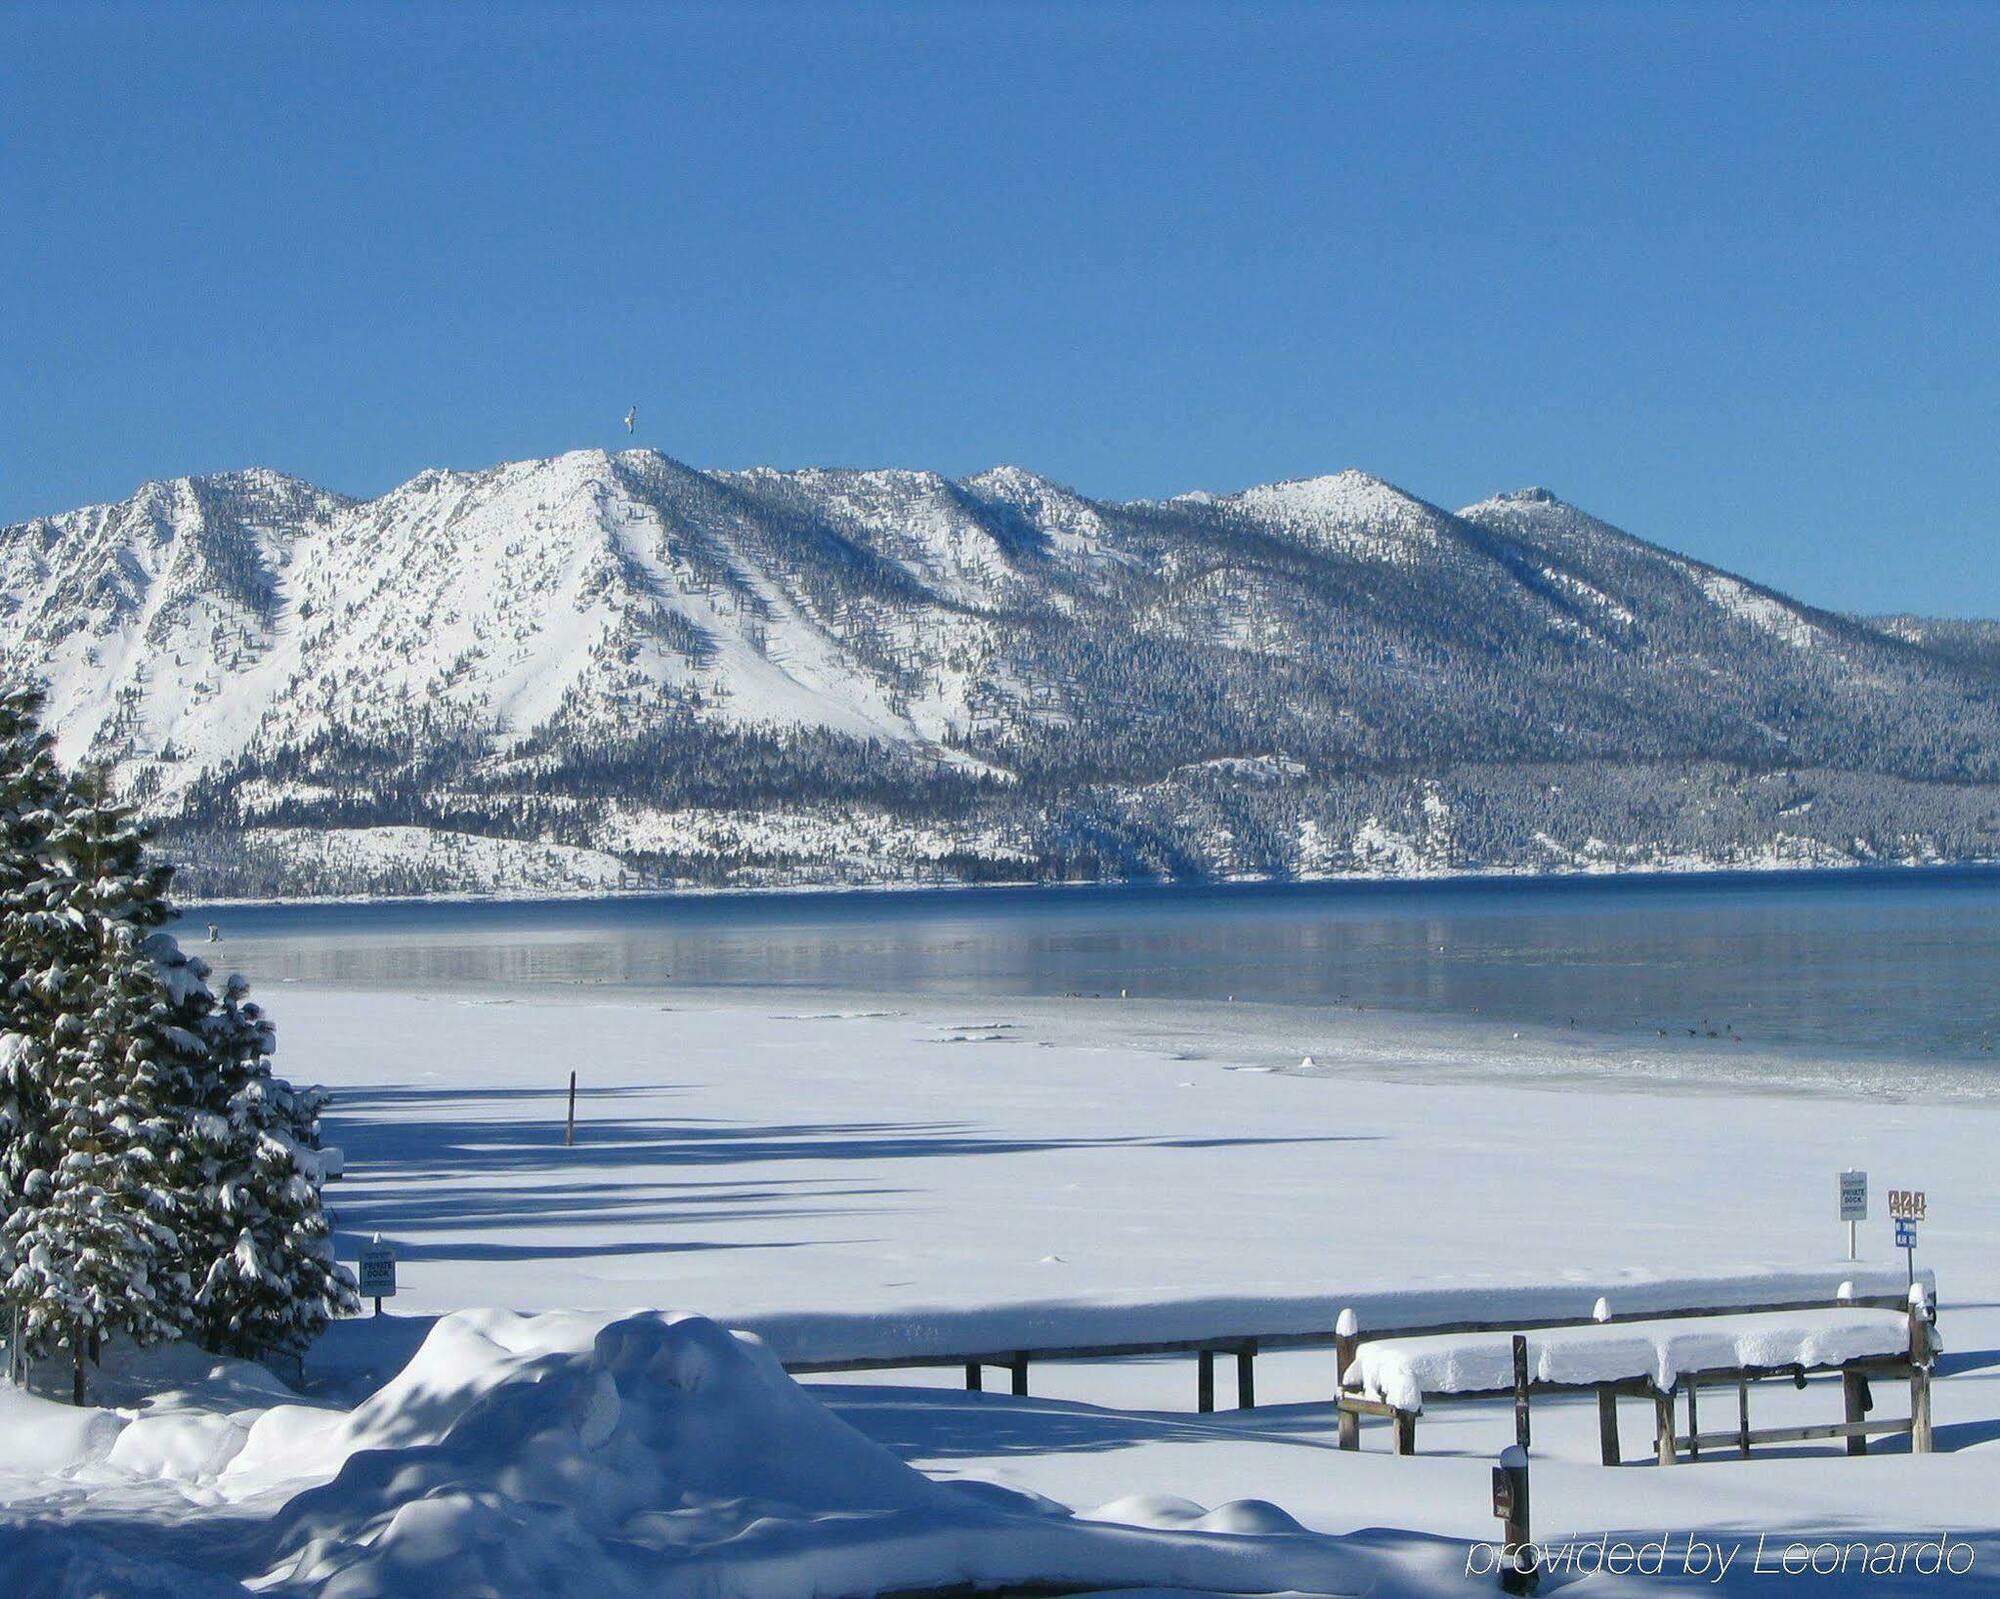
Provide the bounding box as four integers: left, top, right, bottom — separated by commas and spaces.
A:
1087, 1495, 1306, 1537
1196, 1500, 1306, 1536
0, 1386, 126, 1478
267, 1310, 950, 1592
1087, 1492, 1212, 1526
242, 1309, 1380, 1596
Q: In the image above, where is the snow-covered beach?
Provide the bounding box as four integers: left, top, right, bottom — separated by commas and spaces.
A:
4, 981, 1996, 1595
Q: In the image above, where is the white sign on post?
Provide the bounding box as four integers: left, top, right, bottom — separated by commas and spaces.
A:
358, 1238, 397, 1309
1838, 1170, 1867, 1261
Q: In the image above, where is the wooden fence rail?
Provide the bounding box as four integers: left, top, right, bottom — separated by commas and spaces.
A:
782, 1290, 1920, 1417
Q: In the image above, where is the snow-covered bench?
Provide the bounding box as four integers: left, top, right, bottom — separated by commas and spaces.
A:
1334, 1289, 1940, 1464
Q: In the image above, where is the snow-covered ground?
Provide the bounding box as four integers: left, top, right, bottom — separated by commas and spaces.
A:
4, 984, 1998, 1595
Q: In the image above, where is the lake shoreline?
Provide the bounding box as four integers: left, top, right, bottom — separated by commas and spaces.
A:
181, 853, 2000, 917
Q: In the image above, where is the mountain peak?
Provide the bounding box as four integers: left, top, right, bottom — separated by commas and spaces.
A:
1458, 486, 1566, 515
1244, 466, 1394, 496
962, 464, 1053, 495
960, 465, 1096, 513
1222, 470, 1458, 564
1456, 486, 1586, 523
1235, 468, 1433, 510
14, 466, 337, 528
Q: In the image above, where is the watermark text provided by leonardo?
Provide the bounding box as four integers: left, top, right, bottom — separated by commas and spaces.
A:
1466, 1532, 1977, 1582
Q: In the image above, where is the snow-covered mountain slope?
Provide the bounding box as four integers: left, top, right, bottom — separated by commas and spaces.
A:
7, 451, 2000, 897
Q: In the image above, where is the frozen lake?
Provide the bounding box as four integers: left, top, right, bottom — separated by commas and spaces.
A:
195, 865, 2000, 1094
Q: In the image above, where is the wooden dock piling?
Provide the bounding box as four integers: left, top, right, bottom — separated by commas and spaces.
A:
1596, 1387, 1621, 1466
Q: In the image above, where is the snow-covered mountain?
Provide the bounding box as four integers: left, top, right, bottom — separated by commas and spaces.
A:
7, 450, 2000, 897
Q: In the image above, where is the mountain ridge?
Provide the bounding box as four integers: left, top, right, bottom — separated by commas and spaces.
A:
7, 449, 2000, 899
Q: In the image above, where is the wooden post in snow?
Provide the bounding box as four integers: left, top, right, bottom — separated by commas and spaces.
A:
1909, 1284, 1934, 1453
565, 1070, 577, 1147
1495, 1442, 1535, 1593
1842, 1370, 1871, 1456
1597, 1388, 1622, 1466
1590, 1297, 1617, 1464
1237, 1340, 1256, 1409
1501, 1336, 1535, 1586
964, 1363, 982, 1392
1335, 1308, 1360, 1451
1511, 1335, 1531, 1449
1197, 1349, 1214, 1413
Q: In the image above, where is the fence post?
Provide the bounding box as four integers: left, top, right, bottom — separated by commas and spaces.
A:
1842, 1370, 1870, 1456
1654, 1392, 1678, 1464
1511, 1335, 1531, 1449
1237, 1340, 1256, 1409
1589, 1299, 1617, 1464
1335, 1308, 1360, 1450
1596, 1387, 1621, 1466
1908, 1283, 1934, 1453
1494, 1442, 1536, 1593
1011, 1353, 1029, 1397
565, 1070, 577, 1147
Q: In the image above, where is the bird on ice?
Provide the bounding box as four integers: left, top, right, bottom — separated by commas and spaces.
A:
623, 406, 636, 434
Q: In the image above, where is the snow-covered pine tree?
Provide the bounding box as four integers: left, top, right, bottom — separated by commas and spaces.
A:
1, 694, 356, 1393
2, 782, 197, 1401
0, 687, 76, 1362
178, 961, 359, 1359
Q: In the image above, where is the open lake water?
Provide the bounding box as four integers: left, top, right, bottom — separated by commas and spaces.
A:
196, 867, 2000, 1101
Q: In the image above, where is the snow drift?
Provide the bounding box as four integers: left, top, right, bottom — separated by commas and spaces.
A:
263, 1310, 961, 1594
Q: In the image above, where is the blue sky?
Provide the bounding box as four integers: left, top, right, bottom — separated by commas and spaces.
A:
4, 1, 1996, 615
